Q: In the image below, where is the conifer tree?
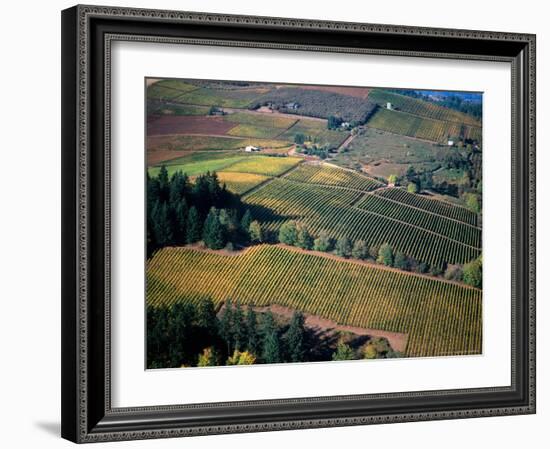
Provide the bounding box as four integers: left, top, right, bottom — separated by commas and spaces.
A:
186, 206, 201, 244
245, 305, 259, 355
203, 207, 226, 249
261, 311, 280, 364
232, 301, 246, 352
219, 299, 234, 354
285, 311, 306, 362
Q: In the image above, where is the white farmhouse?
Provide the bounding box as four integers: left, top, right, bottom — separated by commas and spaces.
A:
386, 102, 392, 110
245, 145, 260, 152
447, 140, 454, 146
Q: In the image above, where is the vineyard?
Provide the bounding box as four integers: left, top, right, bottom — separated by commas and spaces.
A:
367, 89, 481, 126
366, 108, 481, 143
355, 193, 481, 248
147, 245, 482, 358
373, 188, 478, 226
284, 163, 384, 191
243, 170, 481, 266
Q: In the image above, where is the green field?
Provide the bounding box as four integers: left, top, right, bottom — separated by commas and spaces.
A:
148, 154, 247, 178
222, 155, 302, 176
147, 245, 482, 358
148, 153, 301, 179
368, 89, 481, 126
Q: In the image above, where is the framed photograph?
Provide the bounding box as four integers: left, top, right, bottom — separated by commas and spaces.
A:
61, 4, 536, 443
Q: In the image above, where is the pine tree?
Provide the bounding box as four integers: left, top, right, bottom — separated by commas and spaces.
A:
186, 206, 201, 244
262, 331, 281, 364
219, 299, 233, 354
245, 305, 258, 355
157, 165, 170, 202
285, 311, 306, 362
172, 199, 188, 245
203, 207, 226, 250
197, 297, 218, 340
261, 311, 280, 364
232, 301, 246, 351
152, 201, 173, 247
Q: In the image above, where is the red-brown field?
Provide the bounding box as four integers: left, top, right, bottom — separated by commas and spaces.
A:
288, 84, 371, 99
147, 115, 237, 136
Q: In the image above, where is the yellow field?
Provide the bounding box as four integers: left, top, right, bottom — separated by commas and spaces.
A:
224, 155, 302, 176
217, 172, 271, 195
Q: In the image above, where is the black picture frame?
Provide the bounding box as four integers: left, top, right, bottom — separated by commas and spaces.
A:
61, 4, 536, 443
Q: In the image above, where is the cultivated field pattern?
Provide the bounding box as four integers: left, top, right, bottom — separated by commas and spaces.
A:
148, 245, 482, 358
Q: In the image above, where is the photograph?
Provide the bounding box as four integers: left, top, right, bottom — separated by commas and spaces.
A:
145, 78, 483, 369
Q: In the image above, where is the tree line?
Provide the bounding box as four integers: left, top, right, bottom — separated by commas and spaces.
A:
147, 167, 257, 257
277, 220, 482, 288
147, 297, 401, 368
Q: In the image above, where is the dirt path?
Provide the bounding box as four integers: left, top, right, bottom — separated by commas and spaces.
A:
336, 133, 356, 152
250, 304, 408, 353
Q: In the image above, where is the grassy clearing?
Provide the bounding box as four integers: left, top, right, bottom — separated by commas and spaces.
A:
217, 172, 271, 195
147, 245, 482, 358
148, 155, 247, 178
223, 155, 302, 176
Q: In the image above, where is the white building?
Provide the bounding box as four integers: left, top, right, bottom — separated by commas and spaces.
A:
386, 102, 392, 110
447, 140, 454, 146
245, 145, 260, 152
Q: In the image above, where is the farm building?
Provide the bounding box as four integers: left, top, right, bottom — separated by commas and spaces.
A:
386, 102, 392, 110
245, 145, 261, 152
447, 140, 455, 146
284, 102, 300, 110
